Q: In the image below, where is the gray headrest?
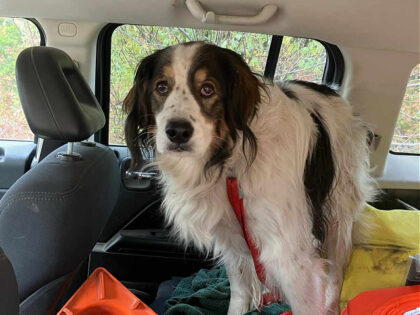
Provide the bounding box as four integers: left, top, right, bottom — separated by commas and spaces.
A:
16, 46, 105, 142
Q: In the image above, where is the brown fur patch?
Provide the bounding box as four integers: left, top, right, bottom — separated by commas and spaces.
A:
122, 46, 173, 169
186, 43, 265, 171
190, 68, 223, 122
194, 69, 208, 83
150, 65, 175, 113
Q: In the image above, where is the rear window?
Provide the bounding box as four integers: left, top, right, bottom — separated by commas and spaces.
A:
275, 37, 326, 83
0, 17, 42, 141
390, 64, 419, 154
108, 25, 328, 145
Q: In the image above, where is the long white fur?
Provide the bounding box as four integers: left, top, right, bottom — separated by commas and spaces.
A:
152, 44, 375, 315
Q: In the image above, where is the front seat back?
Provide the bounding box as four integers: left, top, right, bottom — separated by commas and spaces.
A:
0, 247, 19, 315
0, 47, 120, 315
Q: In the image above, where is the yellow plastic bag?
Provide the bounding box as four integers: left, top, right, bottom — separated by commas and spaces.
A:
339, 205, 420, 311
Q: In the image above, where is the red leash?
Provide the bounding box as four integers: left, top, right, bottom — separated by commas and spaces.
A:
226, 177, 266, 283
226, 177, 280, 308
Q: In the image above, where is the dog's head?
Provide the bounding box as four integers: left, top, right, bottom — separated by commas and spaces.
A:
123, 42, 265, 172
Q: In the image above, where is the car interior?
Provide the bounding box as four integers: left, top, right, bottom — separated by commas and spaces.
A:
0, 0, 418, 314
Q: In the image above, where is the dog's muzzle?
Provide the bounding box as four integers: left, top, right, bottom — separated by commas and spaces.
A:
165, 119, 194, 151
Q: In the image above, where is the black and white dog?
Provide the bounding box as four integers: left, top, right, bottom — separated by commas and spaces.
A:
123, 42, 374, 315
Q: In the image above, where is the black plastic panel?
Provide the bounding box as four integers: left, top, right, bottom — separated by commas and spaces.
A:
0, 141, 35, 199
371, 189, 419, 210
99, 146, 161, 241
89, 250, 211, 298
94, 172, 213, 300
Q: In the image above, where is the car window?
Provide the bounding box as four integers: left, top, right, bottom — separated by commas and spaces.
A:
109, 25, 328, 145
274, 37, 326, 83
0, 17, 42, 141
390, 64, 419, 154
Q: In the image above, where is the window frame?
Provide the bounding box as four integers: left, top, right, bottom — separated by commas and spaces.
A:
26, 18, 46, 46
389, 64, 419, 156
389, 150, 420, 156
95, 23, 344, 146
0, 17, 46, 142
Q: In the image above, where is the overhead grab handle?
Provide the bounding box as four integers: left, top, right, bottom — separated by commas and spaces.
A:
185, 0, 278, 25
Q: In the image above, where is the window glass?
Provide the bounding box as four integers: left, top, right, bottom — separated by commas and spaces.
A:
0, 17, 41, 140
390, 64, 419, 154
110, 25, 272, 144
274, 36, 326, 83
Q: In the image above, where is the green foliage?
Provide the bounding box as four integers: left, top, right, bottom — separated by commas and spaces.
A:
275, 37, 326, 83
390, 64, 420, 154
0, 17, 40, 140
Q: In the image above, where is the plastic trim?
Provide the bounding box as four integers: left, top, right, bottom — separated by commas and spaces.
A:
389, 150, 420, 156
26, 18, 46, 46
94, 23, 121, 145
263, 35, 282, 80
320, 41, 345, 86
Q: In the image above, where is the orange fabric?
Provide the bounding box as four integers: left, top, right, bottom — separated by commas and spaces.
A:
341, 285, 420, 315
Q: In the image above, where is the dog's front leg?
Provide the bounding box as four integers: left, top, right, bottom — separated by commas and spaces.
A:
225, 258, 253, 315
325, 219, 354, 315
264, 247, 327, 315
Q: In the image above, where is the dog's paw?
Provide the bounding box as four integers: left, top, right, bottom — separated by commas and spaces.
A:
227, 300, 250, 315
227, 308, 248, 315
326, 304, 339, 315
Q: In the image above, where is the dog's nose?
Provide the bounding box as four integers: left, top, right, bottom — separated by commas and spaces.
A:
165, 120, 194, 144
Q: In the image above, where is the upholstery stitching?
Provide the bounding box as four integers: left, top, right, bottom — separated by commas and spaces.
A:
29, 47, 64, 139
0, 147, 115, 217
1, 196, 76, 213
0, 147, 109, 200
19, 273, 71, 310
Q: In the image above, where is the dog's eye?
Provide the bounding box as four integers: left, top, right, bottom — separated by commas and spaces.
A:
200, 83, 215, 98
156, 81, 169, 95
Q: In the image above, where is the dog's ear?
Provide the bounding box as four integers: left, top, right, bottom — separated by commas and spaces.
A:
224, 49, 265, 165
123, 51, 160, 170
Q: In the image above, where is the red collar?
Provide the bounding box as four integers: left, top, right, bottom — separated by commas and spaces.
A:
226, 177, 280, 308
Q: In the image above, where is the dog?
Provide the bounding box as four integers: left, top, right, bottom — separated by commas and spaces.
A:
123, 41, 375, 315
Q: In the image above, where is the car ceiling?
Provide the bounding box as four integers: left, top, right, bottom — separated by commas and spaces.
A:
0, 0, 418, 53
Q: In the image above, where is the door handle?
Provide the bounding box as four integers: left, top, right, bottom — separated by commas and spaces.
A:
120, 157, 157, 191
0, 147, 4, 163
185, 0, 278, 25
125, 170, 158, 180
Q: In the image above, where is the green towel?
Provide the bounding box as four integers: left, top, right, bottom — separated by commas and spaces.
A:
164, 266, 291, 315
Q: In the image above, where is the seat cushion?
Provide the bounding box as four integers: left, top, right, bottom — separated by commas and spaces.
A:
0, 143, 119, 303
0, 247, 19, 315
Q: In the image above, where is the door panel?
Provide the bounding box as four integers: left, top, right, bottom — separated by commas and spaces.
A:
372, 189, 419, 210
93, 146, 212, 299
98, 146, 160, 241
0, 140, 35, 200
